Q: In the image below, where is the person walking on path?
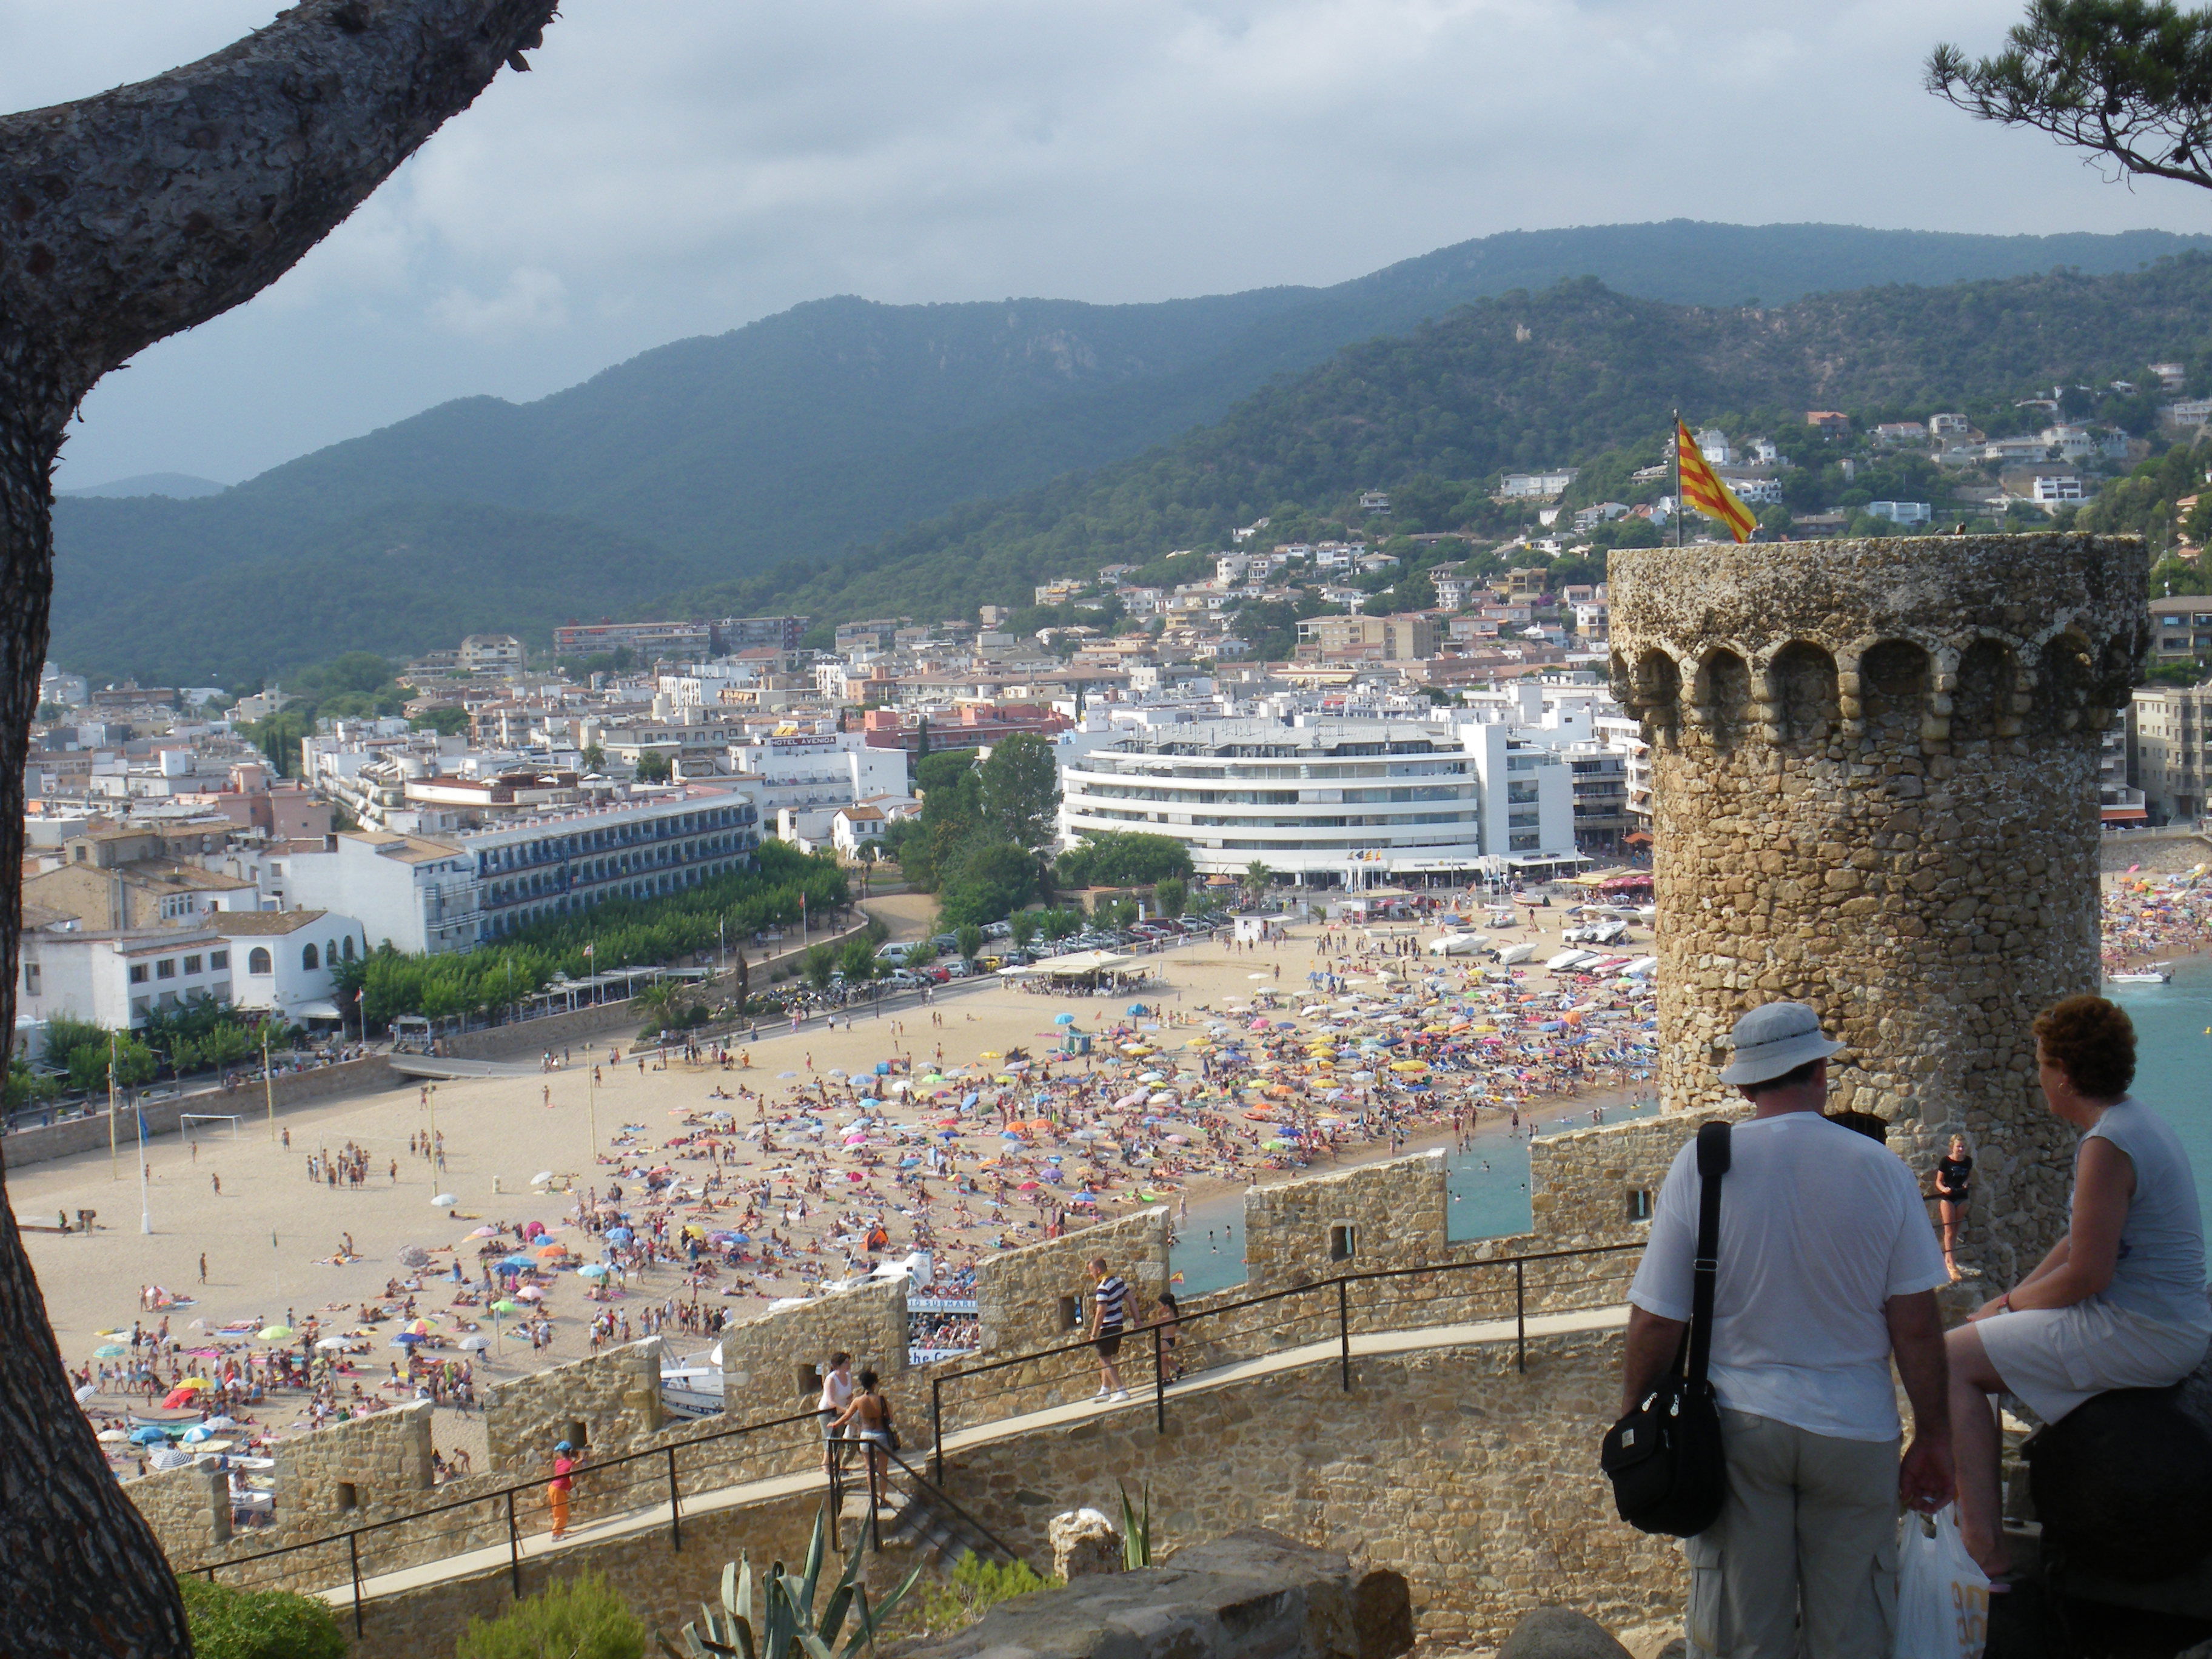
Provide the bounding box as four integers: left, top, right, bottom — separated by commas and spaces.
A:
548, 1438, 581, 1540
817, 1351, 854, 1477
1620, 1001, 1952, 1659
1946, 996, 2212, 1581
831, 1367, 895, 1493
1087, 1256, 1133, 1402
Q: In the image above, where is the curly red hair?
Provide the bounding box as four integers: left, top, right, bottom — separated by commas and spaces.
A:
2033, 994, 2136, 1099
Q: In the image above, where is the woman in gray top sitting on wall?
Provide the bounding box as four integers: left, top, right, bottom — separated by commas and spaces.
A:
1948, 994, 2212, 1580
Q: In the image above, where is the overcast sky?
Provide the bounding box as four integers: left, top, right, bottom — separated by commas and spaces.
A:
13, 0, 2211, 489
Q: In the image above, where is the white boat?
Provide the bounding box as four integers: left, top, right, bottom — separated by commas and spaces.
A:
2108, 964, 2174, 985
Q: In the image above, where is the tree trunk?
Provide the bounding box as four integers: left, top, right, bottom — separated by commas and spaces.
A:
0, 4, 556, 1652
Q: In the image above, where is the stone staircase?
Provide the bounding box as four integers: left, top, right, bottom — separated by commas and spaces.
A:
838, 1467, 1013, 1568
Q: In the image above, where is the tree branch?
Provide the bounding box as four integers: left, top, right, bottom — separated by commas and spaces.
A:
1, 0, 560, 418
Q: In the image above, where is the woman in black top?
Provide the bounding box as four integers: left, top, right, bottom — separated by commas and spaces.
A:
1935, 1133, 1974, 1282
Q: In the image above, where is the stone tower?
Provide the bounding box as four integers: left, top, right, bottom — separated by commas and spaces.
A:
1608, 534, 2147, 1274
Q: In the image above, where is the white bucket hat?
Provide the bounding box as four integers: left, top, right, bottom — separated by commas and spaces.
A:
1718, 1001, 1843, 1086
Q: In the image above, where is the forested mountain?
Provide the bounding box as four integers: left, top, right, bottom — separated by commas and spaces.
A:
682, 256, 2212, 627
49, 221, 2212, 684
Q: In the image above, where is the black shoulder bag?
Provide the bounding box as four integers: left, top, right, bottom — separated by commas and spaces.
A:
1600, 1120, 1731, 1537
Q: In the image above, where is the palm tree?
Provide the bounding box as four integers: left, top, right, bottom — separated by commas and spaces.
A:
1240, 860, 1275, 905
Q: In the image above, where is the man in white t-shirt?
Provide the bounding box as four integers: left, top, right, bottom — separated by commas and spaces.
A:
818, 1350, 854, 1476
1622, 1002, 1952, 1658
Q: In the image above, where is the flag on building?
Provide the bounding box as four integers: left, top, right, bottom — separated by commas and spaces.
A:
1675, 418, 1759, 543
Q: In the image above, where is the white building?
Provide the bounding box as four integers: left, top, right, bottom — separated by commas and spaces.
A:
210, 909, 369, 1026
1867, 500, 1933, 526
1056, 717, 1578, 886
1500, 470, 1578, 500
18, 919, 233, 1029
285, 831, 483, 955
458, 634, 525, 674
729, 732, 908, 819
2033, 475, 2086, 504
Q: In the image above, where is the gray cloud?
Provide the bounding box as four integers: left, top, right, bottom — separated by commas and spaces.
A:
10, 0, 2207, 487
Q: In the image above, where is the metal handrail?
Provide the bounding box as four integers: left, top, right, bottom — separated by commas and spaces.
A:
927, 1239, 1641, 1478
204, 1234, 1641, 1633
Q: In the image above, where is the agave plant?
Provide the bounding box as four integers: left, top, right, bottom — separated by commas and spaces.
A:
659, 1502, 922, 1659
1117, 1481, 1152, 1571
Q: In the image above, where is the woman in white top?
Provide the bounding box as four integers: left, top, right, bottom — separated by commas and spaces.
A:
1948, 994, 2212, 1579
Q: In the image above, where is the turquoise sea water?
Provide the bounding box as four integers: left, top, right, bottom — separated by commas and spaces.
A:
1166, 973, 2212, 1299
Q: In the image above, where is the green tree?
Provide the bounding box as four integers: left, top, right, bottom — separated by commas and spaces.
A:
914, 750, 977, 796
1041, 907, 1081, 941
1155, 877, 1188, 919
936, 842, 1041, 928
1929, 2, 2212, 195
633, 751, 673, 783
179, 1576, 349, 1659
1240, 860, 1274, 903
977, 733, 1060, 851
840, 936, 880, 983
5, 1057, 59, 1117
1009, 910, 1040, 951
410, 705, 469, 736
804, 944, 840, 991
955, 923, 983, 967
581, 743, 606, 773
454, 1572, 644, 1659
1055, 832, 1196, 888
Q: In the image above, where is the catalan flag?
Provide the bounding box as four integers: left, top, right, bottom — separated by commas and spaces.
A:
1674, 418, 1759, 543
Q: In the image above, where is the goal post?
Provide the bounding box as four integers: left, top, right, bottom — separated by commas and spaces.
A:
179, 1113, 242, 1141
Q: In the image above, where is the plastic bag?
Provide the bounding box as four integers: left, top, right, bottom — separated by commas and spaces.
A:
1894, 1506, 1991, 1659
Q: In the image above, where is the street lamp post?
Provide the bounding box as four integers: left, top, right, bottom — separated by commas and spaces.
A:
263, 1024, 276, 1142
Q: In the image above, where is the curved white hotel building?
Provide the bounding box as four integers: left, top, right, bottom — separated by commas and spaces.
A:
1056, 719, 1578, 885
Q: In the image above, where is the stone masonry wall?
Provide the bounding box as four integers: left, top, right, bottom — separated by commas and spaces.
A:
1243, 1151, 1450, 1293
325, 1322, 1677, 1659
1527, 1105, 1752, 1253
273, 1398, 435, 1539
974, 1206, 1170, 1352
1610, 533, 2148, 1278
715, 1276, 908, 1419
484, 1335, 665, 1513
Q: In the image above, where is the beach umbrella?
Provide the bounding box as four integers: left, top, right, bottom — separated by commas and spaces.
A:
779, 1070, 800, 1079
257, 1326, 293, 1342
315, 1336, 349, 1350
97, 1428, 129, 1444
578, 1264, 611, 1279
397, 1246, 433, 1270
515, 1285, 545, 1301
535, 1243, 568, 1259
531, 1170, 555, 1186
129, 1426, 167, 1446
605, 1226, 634, 1244
1054, 1013, 1076, 1025
391, 1333, 427, 1347
467, 1225, 499, 1239
459, 1335, 490, 1352
148, 1446, 197, 1470
492, 1299, 522, 1315
404, 1318, 434, 1335
431, 1192, 457, 1207
93, 1342, 127, 1358
162, 1387, 198, 1409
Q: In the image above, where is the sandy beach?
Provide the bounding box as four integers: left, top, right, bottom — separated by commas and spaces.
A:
12, 896, 1653, 1481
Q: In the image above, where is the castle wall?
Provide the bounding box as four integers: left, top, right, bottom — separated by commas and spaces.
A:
1610, 534, 2147, 1275
972, 1206, 1170, 1352
1242, 1151, 1450, 1292
714, 1276, 908, 1419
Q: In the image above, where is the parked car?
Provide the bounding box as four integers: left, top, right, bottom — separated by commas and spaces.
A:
1176, 916, 1213, 934
884, 970, 930, 990
981, 920, 1014, 940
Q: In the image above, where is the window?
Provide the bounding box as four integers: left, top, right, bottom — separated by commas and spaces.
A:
1056, 1294, 1081, 1332
248, 948, 272, 975
22, 963, 39, 995
155, 959, 176, 979
210, 950, 228, 970
183, 956, 202, 975
1626, 1188, 1655, 1223
301, 943, 319, 970
335, 1482, 358, 1512
1329, 1223, 1357, 1262
129, 964, 149, 984
341, 936, 355, 961
325, 940, 337, 969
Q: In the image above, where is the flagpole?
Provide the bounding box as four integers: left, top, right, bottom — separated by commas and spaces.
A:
1673, 409, 1683, 550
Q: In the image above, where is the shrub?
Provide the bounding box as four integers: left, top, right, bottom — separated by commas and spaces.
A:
455, 1572, 645, 1659
900, 1553, 1059, 1637
179, 1577, 349, 1659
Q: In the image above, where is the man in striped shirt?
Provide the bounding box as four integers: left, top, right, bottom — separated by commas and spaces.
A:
1087, 1257, 1133, 1402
